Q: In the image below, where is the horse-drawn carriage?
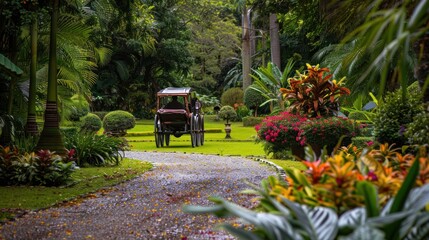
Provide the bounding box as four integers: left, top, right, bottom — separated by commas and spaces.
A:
154, 87, 204, 148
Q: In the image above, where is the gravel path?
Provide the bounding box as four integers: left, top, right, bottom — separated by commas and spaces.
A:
0, 151, 277, 240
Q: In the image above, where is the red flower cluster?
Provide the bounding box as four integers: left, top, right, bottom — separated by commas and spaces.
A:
256, 112, 360, 155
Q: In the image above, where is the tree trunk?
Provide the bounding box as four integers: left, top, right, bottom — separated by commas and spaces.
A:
25, 18, 39, 135
242, 7, 252, 91
36, 0, 65, 154
269, 13, 281, 68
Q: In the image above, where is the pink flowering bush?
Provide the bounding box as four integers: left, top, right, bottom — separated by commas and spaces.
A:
255, 112, 308, 157
256, 112, 360, 158
298, 116, 359, 151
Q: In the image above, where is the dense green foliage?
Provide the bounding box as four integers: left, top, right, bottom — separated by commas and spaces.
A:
80, 113, 102, 133
374, 83, 423, 146
242, 116, 263, 127
103, 110, 136, 136
0, 146, 75, 186
64, 132, 124, 166
405, 109, 429, 145
220, 88, 244, 107
244, 87, 266, 115
67, 95, 90, 121
218, 105, 237, 124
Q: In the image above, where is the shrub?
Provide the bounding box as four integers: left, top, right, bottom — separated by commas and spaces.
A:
80, 113, 102, 133
184, 154, 429, 239
405, 109, 429, 145
256, 112, 359, 158
60, 127, 79, 140
92, 111, 108, 120
242, 116, 263, 127
235, 104, 251, 121
64, 132, 124, 166
244, 87, 266, 116
298, 116, 359, 151
218, 105, 237, 124
256, 112, 307, 157
197, 94, 220, 114
68, 95, 90, 121
373, 82, 423, 146
281, 64, 350, 117
220, 87, 244, 107
0, 146, 75, 186
103, 110, 136, 136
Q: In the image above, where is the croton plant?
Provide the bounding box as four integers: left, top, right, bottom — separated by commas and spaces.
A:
268, 143, 429, 213
280, 64, 351, 117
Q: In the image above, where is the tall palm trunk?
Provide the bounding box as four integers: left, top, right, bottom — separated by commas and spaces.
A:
36, 0, 65, 154
242, 7, 251, 91
25, 17, 39, 135
269, 13, 281, 68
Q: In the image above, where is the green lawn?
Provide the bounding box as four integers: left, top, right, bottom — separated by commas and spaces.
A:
1, 115, 304, 220
0, 159, 152, 220
127, 116, 263, 154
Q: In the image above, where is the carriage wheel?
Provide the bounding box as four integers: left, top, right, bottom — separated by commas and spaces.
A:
194, 115, 201, 147
154, 115, 164, 148
200, 115, 204, 146
190, 114, 197, 148
165, 133, 170, 146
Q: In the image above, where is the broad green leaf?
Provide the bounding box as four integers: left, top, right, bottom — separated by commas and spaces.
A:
357, 181, 380, 217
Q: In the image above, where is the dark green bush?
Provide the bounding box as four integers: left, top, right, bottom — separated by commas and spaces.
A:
103, 110, 136, 136
235, 105, 251, 121
244, 87, 266, 116
405, 109, 429, 145
0, 146, 75, 186
242, 116, 263, 127
64, 132, 124, 166
92, 111, 108, 120
80, 113, 102, 133
221, 88, 244, 107
373, 82, 423, 146
218, 105, 237, 123
68, 95, 90, 121
60, 127, 79, 139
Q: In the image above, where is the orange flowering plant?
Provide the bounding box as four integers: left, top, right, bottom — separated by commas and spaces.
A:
265, 143, 429, 213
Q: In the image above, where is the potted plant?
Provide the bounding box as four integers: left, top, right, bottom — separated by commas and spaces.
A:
218, 105, 237, 139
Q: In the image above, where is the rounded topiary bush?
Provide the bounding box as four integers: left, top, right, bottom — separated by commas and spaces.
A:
244, 86, 266, 116
81, 113, 102, 133
103, 110, 136, 136
221, 88, 244, 107
218, 105, 237, 123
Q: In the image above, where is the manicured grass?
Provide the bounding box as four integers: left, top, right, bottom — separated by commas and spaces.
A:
127, 115, 261, 155
0, 159, 152, 211
130, 141, 266, 157
269, 159, 306, 171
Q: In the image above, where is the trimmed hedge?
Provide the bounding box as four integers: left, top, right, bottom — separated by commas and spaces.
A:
103, 110, 136, 136
80, 113, 102, 133
242, 116, 263, 127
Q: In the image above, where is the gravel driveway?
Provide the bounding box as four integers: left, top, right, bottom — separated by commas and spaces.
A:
0, 151, 277, 239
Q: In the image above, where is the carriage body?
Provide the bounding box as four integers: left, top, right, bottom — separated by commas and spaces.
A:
154, 87, 204, 147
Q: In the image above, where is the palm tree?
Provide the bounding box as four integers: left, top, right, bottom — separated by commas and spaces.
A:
322, 0, 429, 101
35, 0, 65, 154
25, 16, 39, 136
